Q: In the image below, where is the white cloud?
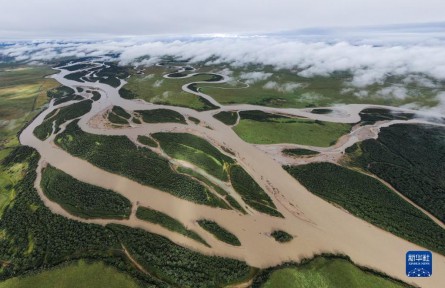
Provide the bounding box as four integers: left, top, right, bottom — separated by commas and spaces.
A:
402, 75, 438, 88
263, 81, 304, 92
297, 92, 324, 103
2, 37, 445, 90
377, 85, 409, 99
354, 90, 370, 98
239, 71, 272, 84
153, 80, 163, 88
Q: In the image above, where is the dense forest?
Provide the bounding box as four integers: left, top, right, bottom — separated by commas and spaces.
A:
110, 225, 253, 287
112, 106, 131, 119
282, 148, 319, 156
229, 165, 283, 217
153, 132, 234, 181
213, 111, 238, 125
135, 109, 186, 124
270, 230, 293, 243
176, 166, 244, 213
55, 121, 228, 209
41, 165, 132, 219
0, 147, 164, 287
107, 106, 131, 125
137, 135, 158, 147
118, 87, 137, 100
197, 220, 241, 246
238, 110, 294, 122
285, 162, 445, 255
0, 146, 252, 287
188, 116, 200, 125
358, 108, 416, 125
346, 124, 445, 223
47, 86, 83, 106
88, 63, 129, 88
135, 206, 208, 246
34, 100, 92, 140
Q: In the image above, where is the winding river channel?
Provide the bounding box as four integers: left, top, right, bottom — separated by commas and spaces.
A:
19, 61, 445, 288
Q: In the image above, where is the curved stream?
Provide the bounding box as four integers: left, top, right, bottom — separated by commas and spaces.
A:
19, 61, 445, 288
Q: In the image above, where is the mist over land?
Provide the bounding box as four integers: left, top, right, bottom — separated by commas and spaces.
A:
2, 24, 445, 114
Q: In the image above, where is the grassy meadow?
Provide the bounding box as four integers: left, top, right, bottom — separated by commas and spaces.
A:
258, 257, 409, 288
123, 66, 221, 110
197, 66, 441, 109
0, 260, 141, 288
233, 111, 351, 147
0, 65, 58, 134
0, 64, 59, 218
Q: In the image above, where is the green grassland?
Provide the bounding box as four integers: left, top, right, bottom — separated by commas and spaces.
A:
123, 62, 442, 109
0, 146, 253, 287
122, 65, 221, 110
0, 150, 28, 217
196, 66, 441, 109
285, 162, 445, 255
345, 124, 445, 223
254, 256, 410, 288
55, 121, 229, 209
197, 219, 241, 246
0, 260, 141, 288
0, 65, 59, 141
229, 165, 282, 217
136, 206, 208, 246
41, 165, 131, 219
233, 111, 351, 147
153, 132, 234, 181
0, 65, 59, 216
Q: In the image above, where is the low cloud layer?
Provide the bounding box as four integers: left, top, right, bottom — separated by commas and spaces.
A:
2, 36, 445, 90
263, 81, 304, 93
239, 72, 273, 84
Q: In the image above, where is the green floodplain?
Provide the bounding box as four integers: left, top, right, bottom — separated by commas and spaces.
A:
1, 59, 443, 287
121, 63, 443, 109
255, 256, 411, 288
0, 260, 141, 288
233, 110, 351, 146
